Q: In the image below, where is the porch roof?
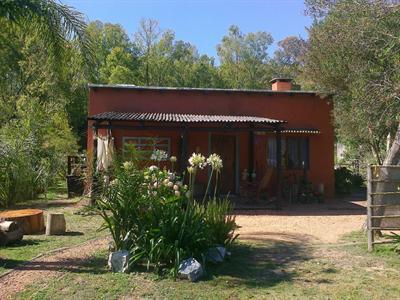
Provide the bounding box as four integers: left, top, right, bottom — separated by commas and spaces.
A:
88, 111, 286, 125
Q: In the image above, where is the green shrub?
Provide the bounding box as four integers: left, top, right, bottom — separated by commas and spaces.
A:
204, 198, 239, 246
98, 152, 239, 277
335, 167, 364, 195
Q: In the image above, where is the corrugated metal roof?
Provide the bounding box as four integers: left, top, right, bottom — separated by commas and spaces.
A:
88, 83, 326, 96
88, 111, 286, 124
282, 129, 320, 134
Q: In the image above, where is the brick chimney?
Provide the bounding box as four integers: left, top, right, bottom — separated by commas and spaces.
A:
270, 78, 293, 91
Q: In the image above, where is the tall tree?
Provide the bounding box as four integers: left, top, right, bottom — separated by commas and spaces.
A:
217, 25, 274, 89
304, 0, 400, 164
273, 36, 308, 86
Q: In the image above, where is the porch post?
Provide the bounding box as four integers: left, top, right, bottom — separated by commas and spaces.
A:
248, 128, 255, 182
180, 125, 188, 174
276, 125, 282, 207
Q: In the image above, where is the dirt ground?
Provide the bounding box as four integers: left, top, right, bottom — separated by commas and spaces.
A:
0, 199, 367, 299
236, 200, 366, 244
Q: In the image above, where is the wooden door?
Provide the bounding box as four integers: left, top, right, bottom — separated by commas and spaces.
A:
210, 134, 236, 194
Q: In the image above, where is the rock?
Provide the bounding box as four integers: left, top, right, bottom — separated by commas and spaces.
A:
108, 250, 129, 273
178, 258, 204, 282
207, 246, 226, 263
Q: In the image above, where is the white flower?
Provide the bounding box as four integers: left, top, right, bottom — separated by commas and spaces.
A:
188, 153, 207, 169
183, 185, 188, 190
150, 149, 168, 162
123, 161, 134, 170
175, 190, 181, 197
177, 181, 183, 187
170, 156, 177, 163
207, 153, 223, 171
173, 184, 179, 191
152, 191, 157, 196
168, 172, 175, 181
167, 181, 174, 187
187, 166, 195, 174
163, 178, 169, 185
185, 191, 191, 198
144, 175, 150, 180
149, 165, 158, 172
153, 182, 159, 188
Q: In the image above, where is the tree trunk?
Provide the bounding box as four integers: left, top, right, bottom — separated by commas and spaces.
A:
0, 209, 45, 234
46, 213, 66, 235
0, 221, 23, 246
373, 123, 400, 229
384, 123, 400, 165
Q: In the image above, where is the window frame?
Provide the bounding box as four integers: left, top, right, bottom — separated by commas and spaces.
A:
267, 136, 310, 170
122, 136, 171, 161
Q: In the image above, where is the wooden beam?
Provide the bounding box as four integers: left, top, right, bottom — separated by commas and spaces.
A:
367, 165, 374, 252
248, 130, 254, 182
276, 126, 283, 207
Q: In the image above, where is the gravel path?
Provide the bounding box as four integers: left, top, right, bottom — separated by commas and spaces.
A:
0, 237, 109, 300
236, 201, 366, 244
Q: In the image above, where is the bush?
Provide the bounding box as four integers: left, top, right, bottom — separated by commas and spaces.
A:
98, 152, 238, 276
335, 167, 364, 195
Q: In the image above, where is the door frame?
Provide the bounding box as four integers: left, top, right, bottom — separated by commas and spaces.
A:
208, 133, 240, 194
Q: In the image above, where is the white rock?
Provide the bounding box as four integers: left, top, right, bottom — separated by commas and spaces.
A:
108, 250, 129, 273
178, 258, 204, 282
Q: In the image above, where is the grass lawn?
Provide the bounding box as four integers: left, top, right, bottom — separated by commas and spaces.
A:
13, 231, 400, 299
0, 185, 105, 275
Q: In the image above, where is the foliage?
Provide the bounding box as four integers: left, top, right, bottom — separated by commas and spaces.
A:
304, 1, 400, 164
98, 151, 238, 277
387, 232, 400, 254
204, 198, 239, 246
0, 1, 90, 205
0, 0, 93, 64
334, 167, 364, 195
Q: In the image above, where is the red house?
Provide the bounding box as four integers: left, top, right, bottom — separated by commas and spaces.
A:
87, 78, 334, 201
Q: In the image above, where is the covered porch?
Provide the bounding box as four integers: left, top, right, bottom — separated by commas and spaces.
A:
88, 111, 320, 206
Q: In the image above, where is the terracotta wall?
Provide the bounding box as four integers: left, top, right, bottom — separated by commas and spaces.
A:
88, 87, 334, 198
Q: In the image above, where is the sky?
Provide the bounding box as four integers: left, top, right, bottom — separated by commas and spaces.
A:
63, 0, 312, 59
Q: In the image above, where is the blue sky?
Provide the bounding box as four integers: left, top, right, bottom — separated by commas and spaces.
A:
63, 0, 312, 58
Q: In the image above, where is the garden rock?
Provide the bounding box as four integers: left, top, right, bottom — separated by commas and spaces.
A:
178, 258, 204, 282
108, 250, 129, 273
206, 246, 227, 263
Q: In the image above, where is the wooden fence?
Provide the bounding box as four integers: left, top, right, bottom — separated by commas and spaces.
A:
367, 165, 400, 251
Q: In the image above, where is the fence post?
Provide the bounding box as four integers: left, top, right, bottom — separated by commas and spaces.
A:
367, 165, 374, 252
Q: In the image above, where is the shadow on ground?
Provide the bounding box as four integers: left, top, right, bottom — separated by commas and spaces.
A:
3, 238, 312, 290
205, 239, 311, 289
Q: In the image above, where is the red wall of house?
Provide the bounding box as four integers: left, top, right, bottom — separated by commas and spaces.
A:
87, 87, 334, 198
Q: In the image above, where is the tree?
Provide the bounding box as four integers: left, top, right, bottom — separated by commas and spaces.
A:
86, 21, 133, 82
134, 18, 162, 85
272, 36, 308, 88
0, 0, 93, 63
304, 1, 400, 164
217, 25, 274, 89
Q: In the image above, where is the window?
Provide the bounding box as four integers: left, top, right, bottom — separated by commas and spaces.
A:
267, 137, 309, 169
123, 137, 171, 160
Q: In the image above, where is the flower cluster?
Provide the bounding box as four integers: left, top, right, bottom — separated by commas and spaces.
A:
188, 153, 207, 169
207, 154, 223, 171
144, 165, 187, 199
122, 161, 134, 170
150, 149, 168, 162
